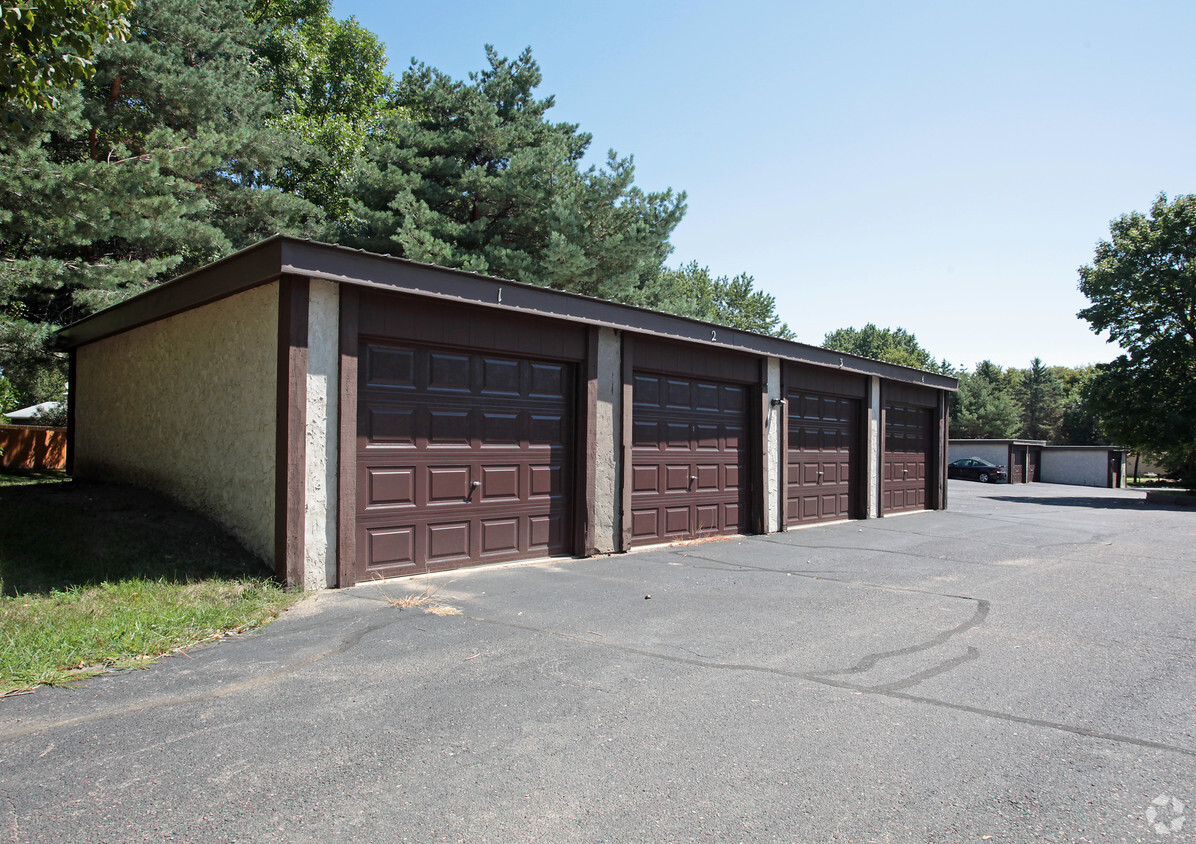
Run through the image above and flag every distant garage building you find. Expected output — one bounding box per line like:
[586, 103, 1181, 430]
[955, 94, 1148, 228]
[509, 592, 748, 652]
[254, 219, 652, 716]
[949, 439, 1127, 489]
[60, 237, 958, 589]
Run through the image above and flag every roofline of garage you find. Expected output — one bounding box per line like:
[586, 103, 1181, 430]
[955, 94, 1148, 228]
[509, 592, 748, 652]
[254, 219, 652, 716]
[56, 235, 958, 391]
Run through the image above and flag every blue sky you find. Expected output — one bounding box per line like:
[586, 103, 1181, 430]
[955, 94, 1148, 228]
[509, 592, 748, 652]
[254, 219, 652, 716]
[331, 0, 1195, 370]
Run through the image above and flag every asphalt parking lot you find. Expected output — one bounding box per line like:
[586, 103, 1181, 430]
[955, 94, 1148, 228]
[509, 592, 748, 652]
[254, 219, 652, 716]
[2, 481, 1194, 843]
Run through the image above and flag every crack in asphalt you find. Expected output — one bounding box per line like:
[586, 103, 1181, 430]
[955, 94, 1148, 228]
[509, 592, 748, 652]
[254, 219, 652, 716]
[0, 613, 401, 743]
[461, 613, 1196, 760]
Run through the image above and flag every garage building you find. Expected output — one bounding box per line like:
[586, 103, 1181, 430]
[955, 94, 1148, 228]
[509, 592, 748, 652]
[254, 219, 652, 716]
[60, 237, 957, 589]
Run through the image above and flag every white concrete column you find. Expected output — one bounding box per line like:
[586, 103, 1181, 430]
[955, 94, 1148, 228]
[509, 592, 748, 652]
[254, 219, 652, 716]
[867, 375, 881, 518]
[593, 328, 622, 553]
[303, 279, 340, 589]
[765, 357, 782, 533]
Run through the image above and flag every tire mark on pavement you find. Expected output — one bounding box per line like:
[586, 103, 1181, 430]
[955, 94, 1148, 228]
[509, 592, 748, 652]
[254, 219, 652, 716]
[460, 613, 1196, 760]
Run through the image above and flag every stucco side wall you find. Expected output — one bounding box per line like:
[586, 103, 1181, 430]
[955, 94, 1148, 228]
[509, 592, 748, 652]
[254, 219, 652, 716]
[1040, 450, 1111, 488]
[949, 442, 1009, 468]
[74, 283, 279, 561]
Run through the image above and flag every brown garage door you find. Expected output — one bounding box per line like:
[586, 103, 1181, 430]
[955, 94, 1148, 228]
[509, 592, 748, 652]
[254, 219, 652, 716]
[787, 391, 859, 525]
[356, 341, 574, 579]
[883, 403, 931, 513]
[630, 372, 750, 546]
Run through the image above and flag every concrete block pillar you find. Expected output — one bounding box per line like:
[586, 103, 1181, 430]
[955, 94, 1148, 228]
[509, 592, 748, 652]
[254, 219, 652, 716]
[593, 328, 622, 552]
[765, 357, 782, 533]
[303, 278, 339, 589]
[867, 375, 881, 518]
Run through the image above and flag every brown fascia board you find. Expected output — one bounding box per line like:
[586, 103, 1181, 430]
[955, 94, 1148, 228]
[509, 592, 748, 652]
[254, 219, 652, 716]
[57, 238, 287, 348]
[57, 235, 958, 392]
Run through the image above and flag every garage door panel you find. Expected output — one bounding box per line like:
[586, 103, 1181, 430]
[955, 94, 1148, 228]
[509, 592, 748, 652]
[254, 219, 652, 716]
[366, 467, 415, 507]
[666, 379, 691, 407]
[664, 422, 690, 449]
[367, 407, 416, 445]
[665, 507, 690, 534]
[480, 518, 519, 554]
[632, 420, 659, 448]
[358, 341, 574, 577]
[427, 521, 471, 560]
[630, 369, 751, 546]
[481, 412, 520, 443]
[530, 414, 567, 444]
[528, 514, 563, 550]
[631, 509, 658, 540]
[481, 358, 521, 395]
[632, 464, 659, 493]
[529, 362, 570, 398]
[364, 346, 416, 390]
[428, 353, 471, 392]
[882, 403, 931, 514]
[786, 391, 858, 526]
[427, 410, 469, 444]
[366, 526, 416, 569]
[665, 465, 690, 491]
[480, 465, 519, 499]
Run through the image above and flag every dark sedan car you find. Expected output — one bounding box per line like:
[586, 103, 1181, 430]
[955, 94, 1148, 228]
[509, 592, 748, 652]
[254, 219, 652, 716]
[948, 457, 1007, 483]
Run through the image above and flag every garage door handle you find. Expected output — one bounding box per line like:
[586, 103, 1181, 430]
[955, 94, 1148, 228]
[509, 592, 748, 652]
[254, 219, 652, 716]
[466, 480, 481, 501]
[689, 475, 697, 489]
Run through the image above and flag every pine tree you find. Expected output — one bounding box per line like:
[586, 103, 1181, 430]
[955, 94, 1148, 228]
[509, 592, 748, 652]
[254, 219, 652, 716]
[953, 361, 1022, 438]
[0, 0, 321, 403]
[1016, 357, 1064, 441]
[342, 47, 686, 304]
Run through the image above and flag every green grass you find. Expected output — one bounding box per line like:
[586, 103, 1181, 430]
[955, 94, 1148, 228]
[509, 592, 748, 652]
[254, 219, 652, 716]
[0, 474, 303, 694]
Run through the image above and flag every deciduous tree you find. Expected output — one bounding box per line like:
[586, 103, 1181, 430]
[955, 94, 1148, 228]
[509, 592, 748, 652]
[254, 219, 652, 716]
[1078, 193, 1196, 488]
[822, 323, 951, 373]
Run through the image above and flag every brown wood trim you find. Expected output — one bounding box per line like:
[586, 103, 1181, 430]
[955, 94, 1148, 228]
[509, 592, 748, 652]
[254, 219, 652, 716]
[620, 333, 635, 552]
[66, 349, 77, 476]
[336, 285, 360, 587]
[58, 240, 286, 348]
[275, 276, 309, 586]
[784, 361, 868, 398]
[574, 327, 600, 556]
[935, 392, 948, 510]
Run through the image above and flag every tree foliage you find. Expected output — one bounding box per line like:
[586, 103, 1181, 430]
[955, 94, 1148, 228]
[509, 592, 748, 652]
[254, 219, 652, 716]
[1, 0, 132, 117]
[952, 361, 1021, 439]
[343, 47, 686, 304]
[0, 0, 320, 404]
[1078, 193, 1196, 488]
[645, 262, 793, 338]
[1016, 357, 1064, 441]
[822, 323, 951, 373]
[253, 0, 394, 219]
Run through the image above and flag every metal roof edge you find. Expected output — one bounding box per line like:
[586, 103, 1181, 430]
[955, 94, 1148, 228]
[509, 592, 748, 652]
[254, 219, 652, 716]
[57, 237, 286, 348]
[58, 236, 958, 391]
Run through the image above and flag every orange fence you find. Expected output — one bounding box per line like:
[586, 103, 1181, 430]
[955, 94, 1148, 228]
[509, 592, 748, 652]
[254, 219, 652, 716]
[0, 425, 67, 470]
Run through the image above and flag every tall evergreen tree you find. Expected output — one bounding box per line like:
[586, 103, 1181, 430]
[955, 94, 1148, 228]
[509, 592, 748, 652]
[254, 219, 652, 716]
[0, 0, 321, 403]
[1016, 357, 1064, 441]
[342, 47, 686, 303]
[953, 360, 1021, 439]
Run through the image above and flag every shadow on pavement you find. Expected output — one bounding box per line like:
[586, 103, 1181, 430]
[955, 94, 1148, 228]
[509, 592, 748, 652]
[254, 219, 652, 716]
[987, 494, 1164, 511]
